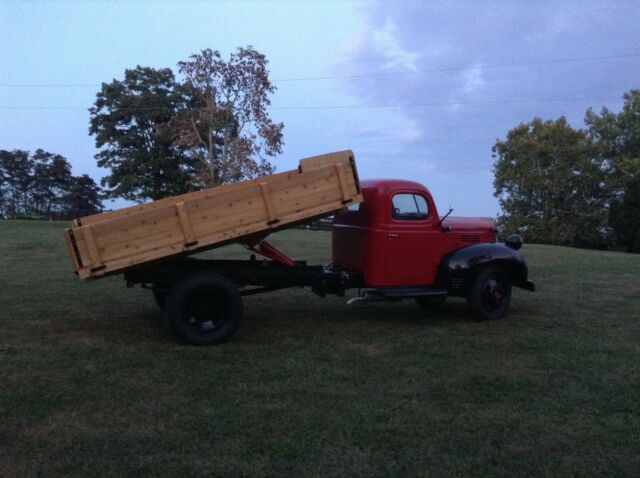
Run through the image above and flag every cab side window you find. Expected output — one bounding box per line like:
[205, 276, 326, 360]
[392, 193, 429, 220]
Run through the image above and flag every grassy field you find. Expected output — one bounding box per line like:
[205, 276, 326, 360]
[1, 220, 639, 477]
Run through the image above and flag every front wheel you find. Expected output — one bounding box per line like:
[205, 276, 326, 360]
[164, 273, 243, 345]
[467, 266, 511, 321]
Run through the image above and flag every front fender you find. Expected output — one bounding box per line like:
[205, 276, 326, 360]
[438, 243, 535, 296]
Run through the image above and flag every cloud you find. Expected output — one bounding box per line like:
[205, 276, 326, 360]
[396, 121, 423, 144]
[330, 0, 640, 214]
[461, 64, 485, 95]
[344, 8, 422, 72]
[370, 18, 421, 71]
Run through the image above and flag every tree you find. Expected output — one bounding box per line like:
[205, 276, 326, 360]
[586, 90, 640, 250]
[586, 90, 640, 187]
[0, 149, 102, 220]
[0, 149, 33, 217]
[609, 175, 640, 252]
[89, 66, 194, 201]
[0, 157, 6, 218]
[64, 174, 103, 219]
[492, 118, 609, 247]
[174, 47, 283, 187]
[31, 149, 72, 217]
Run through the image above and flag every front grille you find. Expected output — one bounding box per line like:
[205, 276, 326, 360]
[449, 277, 465, 291]
[460, 234, 481, 243]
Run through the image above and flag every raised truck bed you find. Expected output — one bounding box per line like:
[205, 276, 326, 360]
[64, 150, 361, 280]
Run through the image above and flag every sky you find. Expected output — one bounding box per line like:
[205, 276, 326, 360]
[1, 0, 639, 216]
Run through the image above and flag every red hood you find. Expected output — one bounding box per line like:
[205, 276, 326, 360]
[441, 216, 495, 232]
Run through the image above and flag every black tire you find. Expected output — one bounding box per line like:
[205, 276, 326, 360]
[415, 295, 447, 308]
[164, 273, 243, 346]
[152, 288, 167, 309]
[467, 266, 512, 321]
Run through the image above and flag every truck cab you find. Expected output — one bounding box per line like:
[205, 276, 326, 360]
[332, 179, 534, 318]
[333, 179, 495, 287]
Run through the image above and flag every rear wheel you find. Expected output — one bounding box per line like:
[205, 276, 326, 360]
[164, 273, 243, 345]
[467, 266, 511, 321]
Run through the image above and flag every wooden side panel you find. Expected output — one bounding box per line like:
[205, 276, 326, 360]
[67, 150, 362, 279]
[81, 225, 103, 269]
[78, 169, 298, 227]
[299, 149, 355, 172]
[63, 229, 81, 273]
[260, 183, 279, 225]
[175, 202, 197, 246]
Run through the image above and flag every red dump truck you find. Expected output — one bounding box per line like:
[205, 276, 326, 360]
[65, 150, 534, 345]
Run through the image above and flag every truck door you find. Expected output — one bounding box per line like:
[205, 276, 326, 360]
[384, 192, 438, 286]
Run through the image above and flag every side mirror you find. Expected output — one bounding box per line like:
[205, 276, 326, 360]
[441, 225, 452, 232]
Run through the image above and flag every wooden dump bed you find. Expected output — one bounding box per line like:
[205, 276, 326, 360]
[64, 150, 362, 279]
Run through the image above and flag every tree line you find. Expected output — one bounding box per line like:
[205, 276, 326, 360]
[493, 89, 640, 252]
[0, 149, 102, 220]
[3, 45, 636, 254]
[1, 46, 282, 221]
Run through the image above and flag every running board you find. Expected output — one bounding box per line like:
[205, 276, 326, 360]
[347, 287, 448, 305]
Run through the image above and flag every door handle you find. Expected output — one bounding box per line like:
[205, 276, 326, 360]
[388, 233, 399, 238]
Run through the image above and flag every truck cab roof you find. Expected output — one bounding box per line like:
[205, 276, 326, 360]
[360, 179, 433, 197]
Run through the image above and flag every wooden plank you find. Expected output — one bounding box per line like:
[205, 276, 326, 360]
[275, 194, 363, 225]
[274, 184, 342, 216]
[193, 205, 268, 239]
[260, 182, 279, 225]
[191, 198, 267, 234]
[90, 203, 179, 238]
[334, 163, 350, 202]
[269, 162, 336, 192]
[73, 230, 91, 267]
[299, 150, 353, 172]
[99, 225, 181, 263]
[180, 185, 263, 222]
[80, 225, 102, 269]
[79, 169, 298, 226]
[272, 177, 340, 208]
[175, 201, 197, 246]
[96, 213, 183, 252]
[63, 229, 80, 272]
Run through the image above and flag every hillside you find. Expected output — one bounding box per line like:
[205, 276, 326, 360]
[1, 220, 639, 476]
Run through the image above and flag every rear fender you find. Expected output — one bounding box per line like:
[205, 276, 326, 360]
[437, 243, 534, 296]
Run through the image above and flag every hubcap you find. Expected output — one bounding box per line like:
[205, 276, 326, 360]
[184, 290, 230, 335]
[481, 276, 505, 312]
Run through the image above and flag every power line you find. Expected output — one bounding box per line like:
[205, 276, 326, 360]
[0, 95, 623, 112]
[272, 96, 622, 110]
[275, 53, 640, 82]
[0, 53, 637, 88]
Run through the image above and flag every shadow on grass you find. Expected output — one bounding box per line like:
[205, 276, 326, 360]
[49, 291, 479, 348]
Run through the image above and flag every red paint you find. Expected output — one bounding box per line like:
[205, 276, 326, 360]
[333, 179, 496, 287]
[242, 235, 296, 267]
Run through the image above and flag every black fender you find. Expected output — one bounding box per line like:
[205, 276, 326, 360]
[436, 243, 535, 297]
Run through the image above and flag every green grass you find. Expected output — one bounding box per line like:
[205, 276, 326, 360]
[1, 220, 639, 477]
